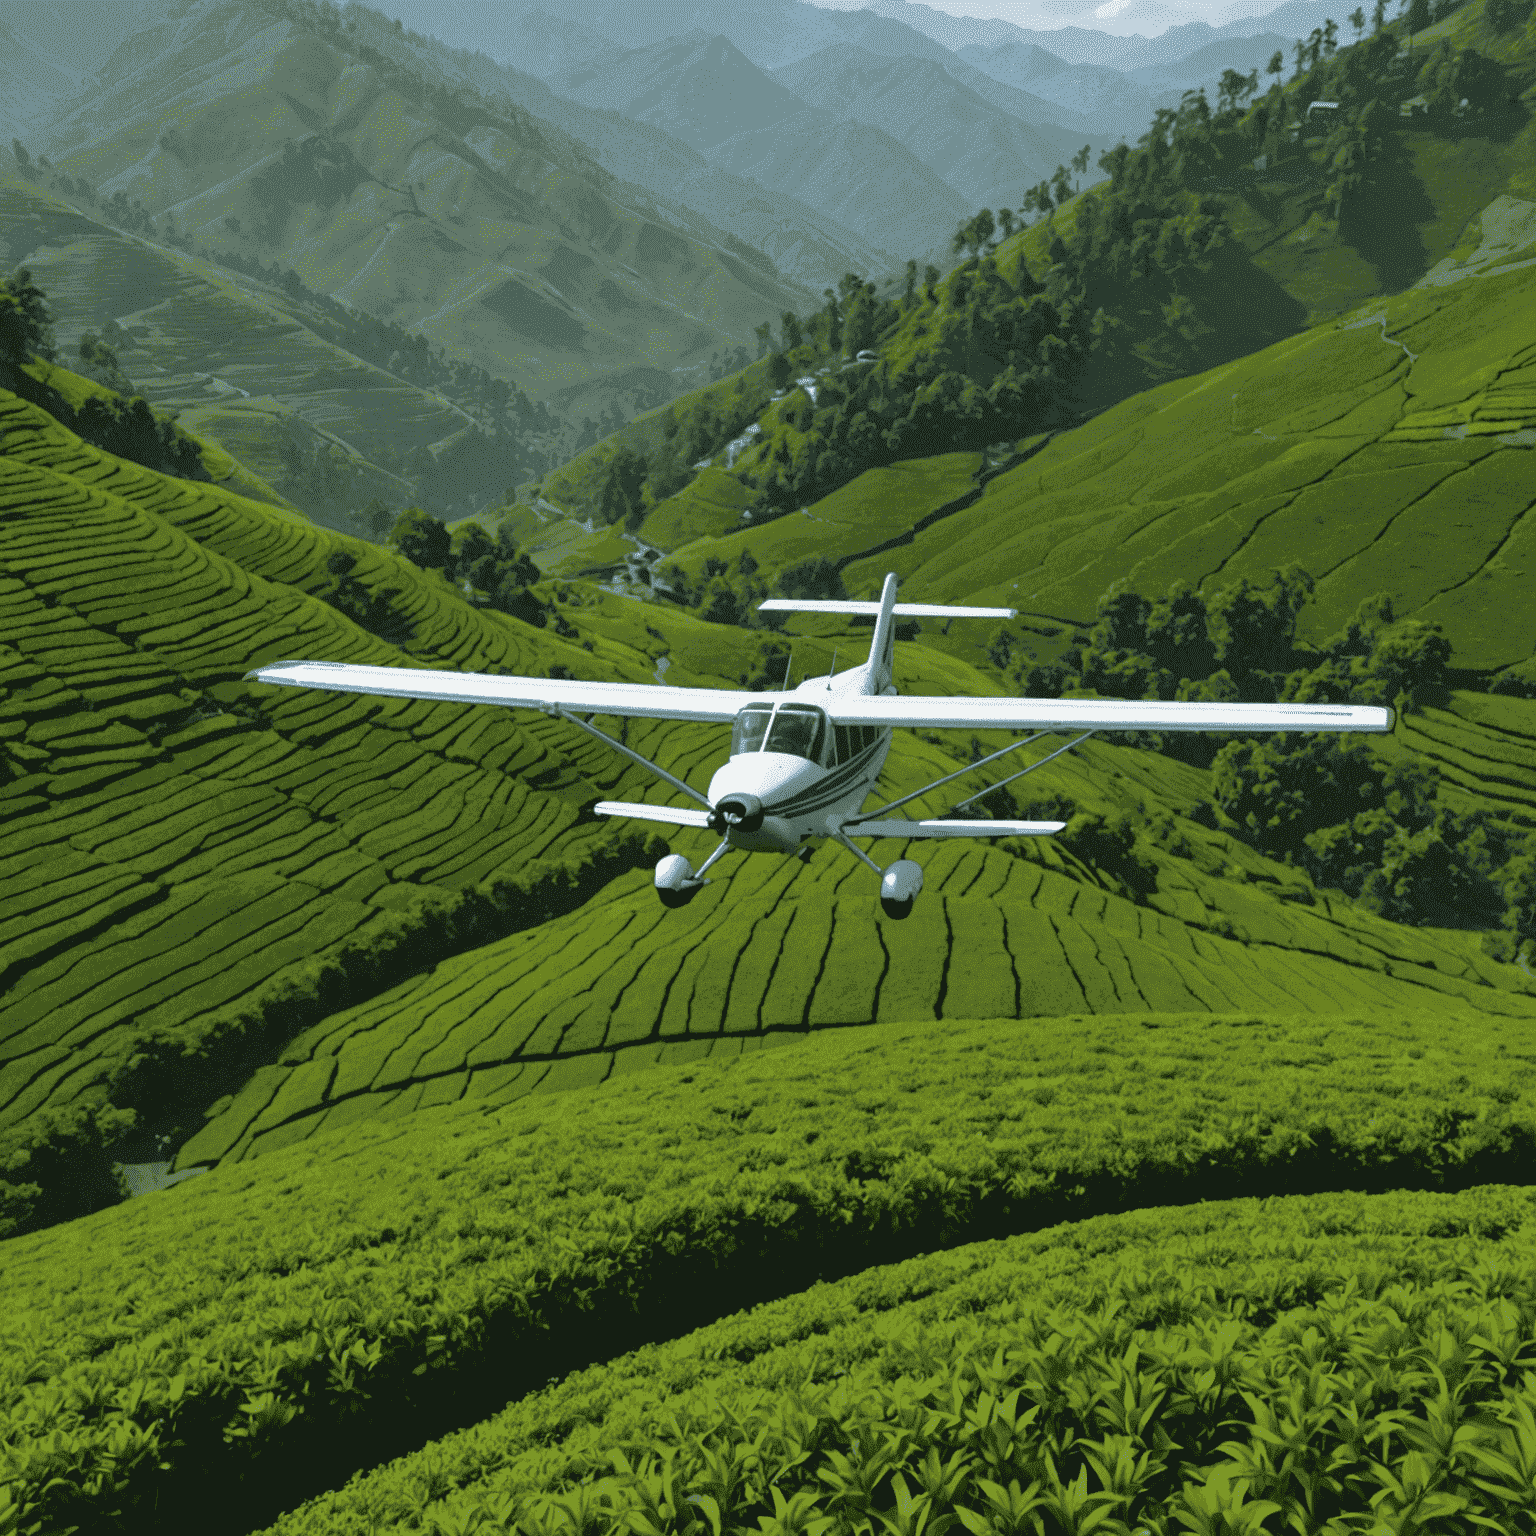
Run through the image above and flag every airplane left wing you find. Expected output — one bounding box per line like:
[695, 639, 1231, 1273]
[244, 660, 757, 722]
[846, 818, 1068, 838]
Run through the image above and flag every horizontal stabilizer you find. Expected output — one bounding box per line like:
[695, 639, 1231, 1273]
[593, 800, 714, 828]
[759, 599, 1017, 619]
[845, 818, 1067, 839]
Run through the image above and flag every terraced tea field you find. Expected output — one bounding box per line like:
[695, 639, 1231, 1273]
[0, 386, 728, 1190]
[855, 258, 1536, 668]
[5, 148, 1536, 1532]
[1389, 690, 1536, 823]
[175, 726, 1536, 1170]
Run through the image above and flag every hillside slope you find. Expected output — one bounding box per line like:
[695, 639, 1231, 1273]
[0, 169, 484, 521]
[619, 243, 1536, 678]
[842, 255, 1536, 671]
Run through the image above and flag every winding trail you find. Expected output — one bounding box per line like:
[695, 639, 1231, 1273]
[1343, 311, 1419, 365]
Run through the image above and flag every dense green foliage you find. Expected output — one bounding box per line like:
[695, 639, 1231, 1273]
[386, 507, 549, 626]
[1016, 568, 1535, 948]
[260, 1188, 1536, 1536]
[6, 1009, 1536, 1534]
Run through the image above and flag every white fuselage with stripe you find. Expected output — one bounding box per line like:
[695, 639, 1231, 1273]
[706, 670, 894, 853]
[706, 572, 902, 853]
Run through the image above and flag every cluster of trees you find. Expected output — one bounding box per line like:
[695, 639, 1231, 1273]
[320, 550, 414, 646]
[248, 135, 371, 240]
[740, 265, 1090, 522]
[387, 507, 549, 626]
[74, 329, 137, 396]
[1021, 566, 1452, 758]
[1016, 566, 1534, 950]
[652, 552, 844, 631]
[1485, 0, 1534, 31]
[0, 270, 209, 482]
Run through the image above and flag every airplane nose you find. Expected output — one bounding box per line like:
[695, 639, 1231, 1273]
[713, 792, 764, 832]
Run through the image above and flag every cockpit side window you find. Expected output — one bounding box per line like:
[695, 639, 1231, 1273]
[730, 704, 775, 756]
[834, 723, 881, 762]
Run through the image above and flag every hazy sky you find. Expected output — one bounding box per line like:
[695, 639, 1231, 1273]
[804, 0, 1285, 32]
[365, 0, 1297, 51]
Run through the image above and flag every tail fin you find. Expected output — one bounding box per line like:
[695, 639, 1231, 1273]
[756, 575, 1017, 695]
[864, 572, 900, 694]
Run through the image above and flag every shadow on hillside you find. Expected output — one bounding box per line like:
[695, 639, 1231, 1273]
[1343, 134, 1438, 293]
[1073, 242, 1309, 413]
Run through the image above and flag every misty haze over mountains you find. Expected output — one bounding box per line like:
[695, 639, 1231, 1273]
[2, 0, 1358, 272]
[0, 0, 1373, 522]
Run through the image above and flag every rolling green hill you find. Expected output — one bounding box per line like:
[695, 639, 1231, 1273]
[840, 253, 1536, 672]
[0, 379, 707, 1232]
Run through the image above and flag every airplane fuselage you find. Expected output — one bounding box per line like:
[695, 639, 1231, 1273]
[705, 670, 893, 852]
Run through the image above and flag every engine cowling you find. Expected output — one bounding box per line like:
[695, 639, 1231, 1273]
[714, 792, 764, 833]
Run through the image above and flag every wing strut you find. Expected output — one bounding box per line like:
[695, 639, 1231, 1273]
[847, 728, 1094, 828]
[552, 706, 713, 810]
[949, 729, 1097, 813]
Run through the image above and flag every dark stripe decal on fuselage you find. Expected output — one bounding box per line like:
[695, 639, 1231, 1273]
[764, 733, 888, 820]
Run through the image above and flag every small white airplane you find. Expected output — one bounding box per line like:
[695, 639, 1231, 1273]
[246, 572, 1393, 919]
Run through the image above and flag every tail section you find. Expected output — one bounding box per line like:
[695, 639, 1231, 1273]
[756, 574, 1017, 694]
[864, 572, 900, 694]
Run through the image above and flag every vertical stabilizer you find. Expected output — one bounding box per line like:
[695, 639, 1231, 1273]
[863, 572, 899, 694]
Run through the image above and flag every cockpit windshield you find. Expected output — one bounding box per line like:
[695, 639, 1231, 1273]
[730, 702, 828, 761]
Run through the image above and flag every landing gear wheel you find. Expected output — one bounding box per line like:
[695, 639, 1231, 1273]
[655, 852, 698, 910]
[878, 858, 923, 921]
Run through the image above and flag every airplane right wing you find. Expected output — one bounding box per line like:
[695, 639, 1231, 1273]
[818, 695, 1394, 733]
[594, 800, 715, 828]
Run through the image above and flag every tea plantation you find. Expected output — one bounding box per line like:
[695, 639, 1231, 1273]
[3, 220, 1536, 1534]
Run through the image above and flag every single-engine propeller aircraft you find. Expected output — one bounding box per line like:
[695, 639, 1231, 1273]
[246, 573, 1392, 919]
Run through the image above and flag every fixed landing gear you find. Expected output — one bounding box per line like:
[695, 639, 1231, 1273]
[879, 858, 923, 921]
[654, 837, 733, 908]
[654, 853, 701, 907]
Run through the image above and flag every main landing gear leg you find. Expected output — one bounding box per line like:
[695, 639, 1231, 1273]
[831, 829, 923, 921]
[654, 834, 732, 908]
